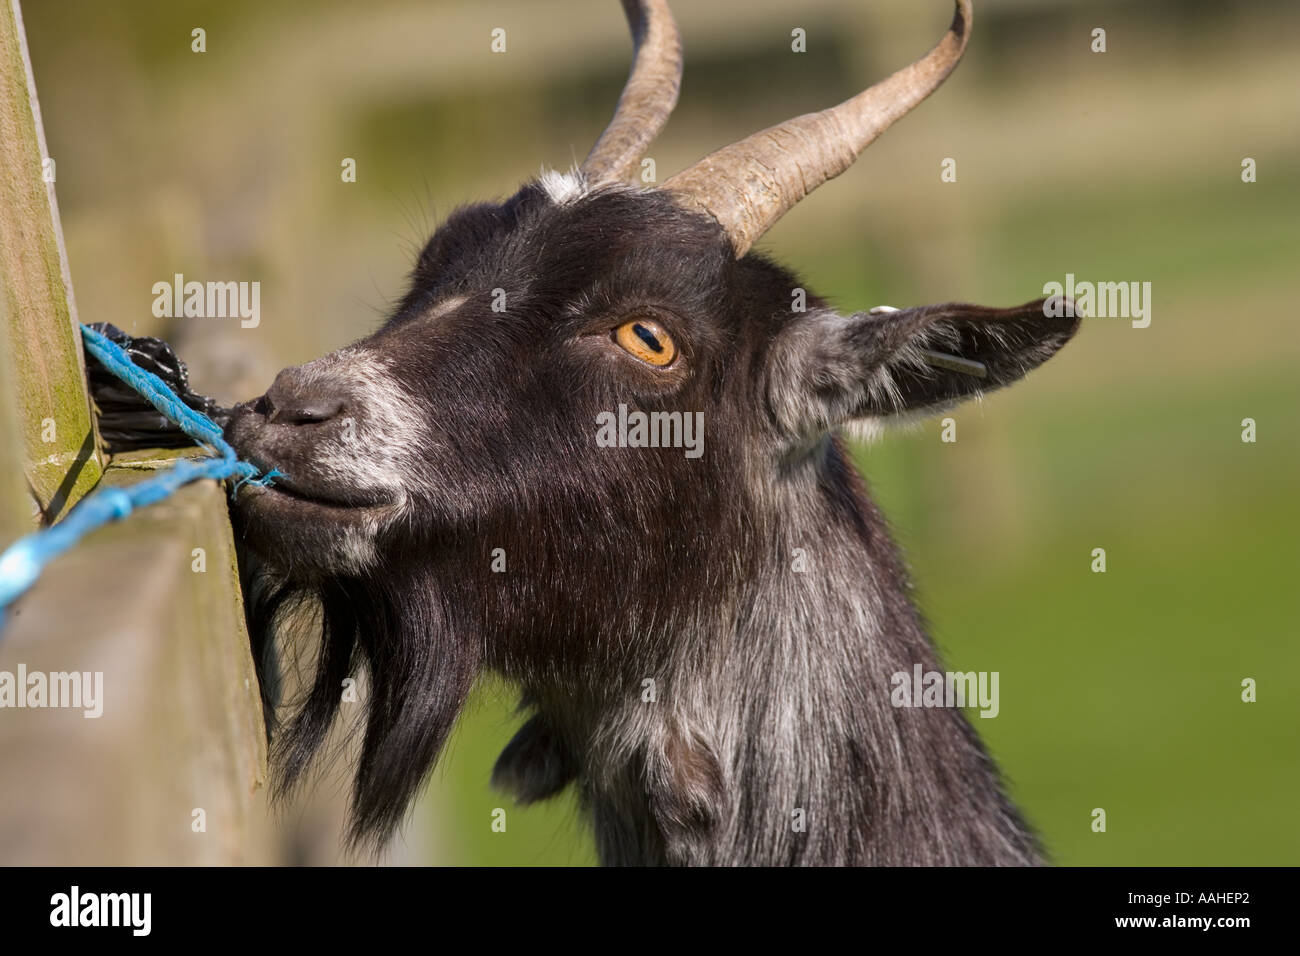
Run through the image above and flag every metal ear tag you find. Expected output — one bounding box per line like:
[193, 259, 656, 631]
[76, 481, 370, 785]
[870, 306, 987, 379]
[920, 349, 987, 379]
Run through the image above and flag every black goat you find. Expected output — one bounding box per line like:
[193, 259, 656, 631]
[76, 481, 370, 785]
[228, 0, 1077, 865]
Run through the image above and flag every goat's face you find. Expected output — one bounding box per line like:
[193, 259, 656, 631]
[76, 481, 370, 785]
[227, 172, 1075, 623]
[228, 181, 739, 589]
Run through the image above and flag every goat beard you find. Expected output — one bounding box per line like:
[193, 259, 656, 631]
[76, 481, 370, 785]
[242, 553, 481, 852]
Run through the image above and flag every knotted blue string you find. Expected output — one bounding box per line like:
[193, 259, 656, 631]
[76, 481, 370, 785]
[0, 324, 280, 611]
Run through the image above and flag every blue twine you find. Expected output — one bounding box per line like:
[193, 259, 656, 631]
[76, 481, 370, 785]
[0, 324, 280, 611]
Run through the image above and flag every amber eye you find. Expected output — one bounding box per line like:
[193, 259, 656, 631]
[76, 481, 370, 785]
[613, 319, 676, 367]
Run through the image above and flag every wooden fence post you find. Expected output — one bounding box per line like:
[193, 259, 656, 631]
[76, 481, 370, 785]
[0, 293, 32, 542]
[0, 0, 103, 523]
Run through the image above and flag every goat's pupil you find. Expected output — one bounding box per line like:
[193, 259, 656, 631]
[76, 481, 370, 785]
[633, 323, 663, 353]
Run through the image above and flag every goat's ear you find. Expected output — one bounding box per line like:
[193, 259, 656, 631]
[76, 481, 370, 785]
[768, 297, 1079, 440]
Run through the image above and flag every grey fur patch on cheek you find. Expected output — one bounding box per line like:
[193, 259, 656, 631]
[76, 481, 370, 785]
[333, 520, 382, 574]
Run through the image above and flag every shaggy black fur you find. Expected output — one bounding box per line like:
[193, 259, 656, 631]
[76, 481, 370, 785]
[229, 180, 1078, 863]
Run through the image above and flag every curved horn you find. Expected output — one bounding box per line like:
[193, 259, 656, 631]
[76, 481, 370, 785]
[665, 0, 972, 257]
[580, 0, 684, 185]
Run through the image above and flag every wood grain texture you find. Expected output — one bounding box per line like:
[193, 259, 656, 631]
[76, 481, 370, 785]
[0, 0, 102, 520]
[0, 468, 272, 864]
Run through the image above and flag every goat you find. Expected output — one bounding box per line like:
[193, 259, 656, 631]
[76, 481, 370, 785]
[227, 0, 1078, 865]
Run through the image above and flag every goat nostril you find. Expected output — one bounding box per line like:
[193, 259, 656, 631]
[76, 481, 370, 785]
[264, 368, 347, 426]
[278, 398, 345, 427]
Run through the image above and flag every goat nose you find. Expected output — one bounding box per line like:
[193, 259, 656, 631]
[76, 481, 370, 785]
[262, 368, 347, 426]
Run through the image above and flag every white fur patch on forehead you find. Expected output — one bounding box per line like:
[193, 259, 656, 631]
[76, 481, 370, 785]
[423, 295, 467, 323]
[538, 167, 587, 205]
